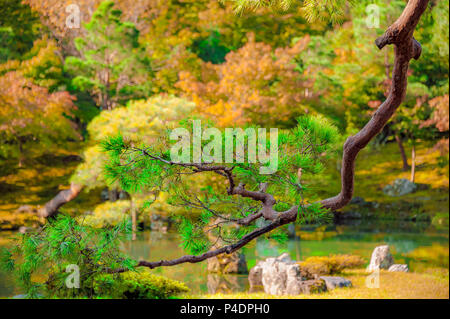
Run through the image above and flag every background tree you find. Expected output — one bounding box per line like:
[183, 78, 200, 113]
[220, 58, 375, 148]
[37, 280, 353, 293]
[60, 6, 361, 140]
[39, 96, 196, 218]
[19, 0, 436, 275]
[65, 1, 153, 110]
[0, 0, 41, 62]
[0, 71, 79, 167]
[99, 0, 433, 270]
[421, 94, 450, 156]
[176, 33, 312, 127]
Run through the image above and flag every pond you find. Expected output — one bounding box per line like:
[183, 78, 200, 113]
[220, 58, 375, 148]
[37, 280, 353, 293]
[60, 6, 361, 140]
[0, 220, 448, 297]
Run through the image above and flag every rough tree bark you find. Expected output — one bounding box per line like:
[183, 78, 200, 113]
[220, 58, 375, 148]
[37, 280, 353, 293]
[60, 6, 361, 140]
[320, 0, 428, 211]
[38, 183, 83, 218]
[395, 134, 410, 171]
[40, 0, 430, 271]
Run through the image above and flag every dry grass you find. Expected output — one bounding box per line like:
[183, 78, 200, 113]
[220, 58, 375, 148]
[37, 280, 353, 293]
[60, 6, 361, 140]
[196, 268, 449, 299]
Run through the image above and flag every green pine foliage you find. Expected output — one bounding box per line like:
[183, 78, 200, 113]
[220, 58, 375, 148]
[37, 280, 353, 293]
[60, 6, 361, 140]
[0, 0, 41, 62]
[222, 0, 355, 23]
[65, 1, 153, 110]
[0, 215, 136, 298]
[71, 95, 195, 190]
[102, 115, 339, 255]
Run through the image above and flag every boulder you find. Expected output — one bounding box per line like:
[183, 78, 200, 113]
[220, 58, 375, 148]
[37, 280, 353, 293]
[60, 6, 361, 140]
[350, 196, 366, 205]
[261, 255, 301, 295]
[248, 253, 300, 287]
[388, 264, 409, 272]
[320, 276, 352, 290]
[286, 278, 327, 295]
[382, 178, 417, 196]
[207, 252, 248, 274]
[100, 188, 109, 201]
[248, 253, 329, 295]
[367, 245, 394, 272]
[248, 263, 263, 287]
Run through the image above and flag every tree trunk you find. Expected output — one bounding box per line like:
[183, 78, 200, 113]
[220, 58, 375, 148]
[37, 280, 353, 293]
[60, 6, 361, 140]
[38, 183, 83, 218]
[410, 144, 416, 183]
[18, 138, 24, 168]
[130, 199, 137, 241]
[395, 134, 410, 171]
[320, 0, 428, 211]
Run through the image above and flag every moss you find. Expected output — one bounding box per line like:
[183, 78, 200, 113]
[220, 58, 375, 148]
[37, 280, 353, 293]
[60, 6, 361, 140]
[298, 254, 366, 278]
[78, 200, 131, 228]
[306, 141, 449, 222]
[0, 211, 41, 231]
[93, 269, 190, 299]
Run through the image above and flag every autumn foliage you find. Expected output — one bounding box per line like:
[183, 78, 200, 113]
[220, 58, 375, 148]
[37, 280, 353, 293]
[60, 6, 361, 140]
[177, 34, 312, 127]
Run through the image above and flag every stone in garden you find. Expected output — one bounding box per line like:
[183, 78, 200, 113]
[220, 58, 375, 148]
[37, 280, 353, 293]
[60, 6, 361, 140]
[260, 254, 301, 295]
[298, 279, 327, 294]
[319, 276, 352, 290]
[249, 253, 294, 294]
[367, 245, 394, 271]
[350, 196, 366, 205]
[382, 178, 417, 196]
[207, 252, 248, 274]
[388, 264, 409, 272]
[248, 252, 297, 287]
[100, 188, 109, 201]
[249, 253, 329, 295]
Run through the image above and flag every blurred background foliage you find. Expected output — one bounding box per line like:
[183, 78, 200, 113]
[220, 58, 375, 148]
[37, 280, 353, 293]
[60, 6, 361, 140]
[0, 0, 448, 230]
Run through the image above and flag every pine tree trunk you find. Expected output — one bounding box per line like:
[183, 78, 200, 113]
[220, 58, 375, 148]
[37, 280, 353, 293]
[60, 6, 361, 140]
[130, 199, 137, 241]
[395, 134, 410, 171]
[18, 138, 24, 168]
[410, 144, 416, 183]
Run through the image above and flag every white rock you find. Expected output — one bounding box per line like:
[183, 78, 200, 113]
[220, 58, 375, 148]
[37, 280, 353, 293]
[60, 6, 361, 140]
[367, 245, 394, 272]
[388, 264, 409, 272]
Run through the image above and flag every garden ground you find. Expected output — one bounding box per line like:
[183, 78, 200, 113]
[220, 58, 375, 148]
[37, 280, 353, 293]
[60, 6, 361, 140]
[196, 268, 449, 299]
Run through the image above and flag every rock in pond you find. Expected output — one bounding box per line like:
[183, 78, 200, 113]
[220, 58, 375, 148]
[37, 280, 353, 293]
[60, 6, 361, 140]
[207, 252, 248, 274]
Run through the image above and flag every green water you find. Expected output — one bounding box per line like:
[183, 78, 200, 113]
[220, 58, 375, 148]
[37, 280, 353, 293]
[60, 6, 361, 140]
[0, 221, 448, 297]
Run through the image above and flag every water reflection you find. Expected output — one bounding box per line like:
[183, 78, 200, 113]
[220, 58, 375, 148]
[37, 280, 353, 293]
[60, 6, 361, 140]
[0, 222, 448, 297]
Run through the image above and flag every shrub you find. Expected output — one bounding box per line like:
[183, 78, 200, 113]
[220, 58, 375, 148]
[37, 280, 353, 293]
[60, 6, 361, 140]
[299, 254, 365, 278]
[0, 214, 136, 298]
[93, 270, 189, 299]
[80, 200, 131, 228]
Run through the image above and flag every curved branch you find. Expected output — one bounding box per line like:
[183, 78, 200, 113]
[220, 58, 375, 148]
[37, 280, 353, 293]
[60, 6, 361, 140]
[41, 0, 430, 273]
[320, 0, 429, 211]
[115, 0, 430, 271]
[109, 205, 298, 273]
[38, 183, 83, 218]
